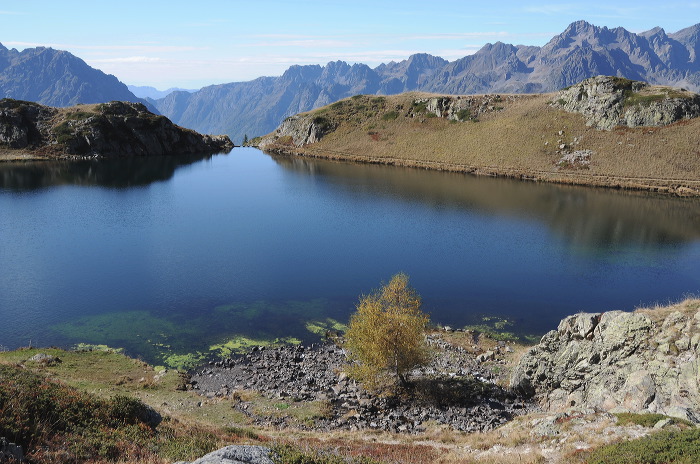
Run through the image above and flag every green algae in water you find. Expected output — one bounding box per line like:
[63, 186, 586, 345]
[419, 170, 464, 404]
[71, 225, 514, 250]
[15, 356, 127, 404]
[305, 318, 348, 335]
[462, 315, 539, 343]
[210, 335, 302, 358]
[52, 299, 347, 370]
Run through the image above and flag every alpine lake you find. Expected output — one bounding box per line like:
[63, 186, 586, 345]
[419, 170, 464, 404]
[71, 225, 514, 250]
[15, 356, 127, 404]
[1, 147, 699, 369]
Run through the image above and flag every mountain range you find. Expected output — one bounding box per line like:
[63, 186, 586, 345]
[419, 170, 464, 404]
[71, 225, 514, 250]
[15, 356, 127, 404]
[0, 42, 153, 110]
[3, 20, 700, 143]
[151, 20, 700, 142]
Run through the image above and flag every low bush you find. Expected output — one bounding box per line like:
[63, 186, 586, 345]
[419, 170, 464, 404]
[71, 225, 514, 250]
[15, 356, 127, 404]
[382, 111, 399, 121]
[584, 428, 700, 464]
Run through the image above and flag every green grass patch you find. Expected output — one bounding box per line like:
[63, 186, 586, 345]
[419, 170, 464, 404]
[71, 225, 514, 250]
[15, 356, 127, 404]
[381, 111, 399, 121]
[456, 109, 472, 121]
[64, 111, 94, 120]
[584, 427, 700, 464]
[615, 412, 693, 427]
[411, 101, 427, 113]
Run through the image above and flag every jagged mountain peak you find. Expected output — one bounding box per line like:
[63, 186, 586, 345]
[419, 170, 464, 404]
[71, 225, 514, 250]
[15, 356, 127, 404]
[640, 26, 666, 38]
[562, 20, 602, 37]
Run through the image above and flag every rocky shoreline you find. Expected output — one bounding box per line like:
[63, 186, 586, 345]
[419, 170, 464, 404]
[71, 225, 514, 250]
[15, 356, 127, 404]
[188, 334, 535, 434]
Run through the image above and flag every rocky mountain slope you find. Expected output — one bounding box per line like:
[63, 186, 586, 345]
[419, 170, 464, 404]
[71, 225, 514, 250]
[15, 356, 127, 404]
[256, 76, 700, 195]
[0, 99, 232, 159]
[153, 20, 700, 142]
[0, 43, 153, 110]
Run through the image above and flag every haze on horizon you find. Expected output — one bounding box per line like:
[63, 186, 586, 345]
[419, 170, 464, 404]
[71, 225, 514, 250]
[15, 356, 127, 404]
[1, 0, 697, 90]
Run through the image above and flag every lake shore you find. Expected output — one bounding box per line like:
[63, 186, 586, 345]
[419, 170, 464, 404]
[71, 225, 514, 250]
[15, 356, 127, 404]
[4, 300, 700, 463]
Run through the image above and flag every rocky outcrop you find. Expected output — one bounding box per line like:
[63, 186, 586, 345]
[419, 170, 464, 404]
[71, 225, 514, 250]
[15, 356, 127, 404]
[553, 75, 700, 129]
[0, 99, 233, 158]
[173, 445, 275, 464]
[511, 301, 700, 423]
[258, 114, 336, 148]
[413, 94, 515, 121]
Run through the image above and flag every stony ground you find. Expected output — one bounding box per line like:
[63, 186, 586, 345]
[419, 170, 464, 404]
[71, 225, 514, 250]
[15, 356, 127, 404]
[188, 333, 535, 434]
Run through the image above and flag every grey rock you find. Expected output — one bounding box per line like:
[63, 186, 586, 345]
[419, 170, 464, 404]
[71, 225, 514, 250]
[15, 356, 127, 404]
[654, 418, 674, 429]
[511, 308, 700, 417]
[174, 445, 274, 464]
[28, 353, 61, 365]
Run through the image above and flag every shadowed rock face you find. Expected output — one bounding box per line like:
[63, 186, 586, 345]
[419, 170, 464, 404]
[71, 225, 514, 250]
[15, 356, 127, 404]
[511, 301, 700, 423]
[0, 99, 233, 157]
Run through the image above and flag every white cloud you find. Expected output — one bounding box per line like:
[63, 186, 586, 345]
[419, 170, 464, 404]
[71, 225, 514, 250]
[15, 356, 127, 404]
[91, 56, 164, 63]
[3, 41, 204, 53]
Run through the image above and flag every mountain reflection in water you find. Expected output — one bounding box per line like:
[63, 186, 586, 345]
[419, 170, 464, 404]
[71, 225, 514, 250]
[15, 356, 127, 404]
[271, 154, 700, 249]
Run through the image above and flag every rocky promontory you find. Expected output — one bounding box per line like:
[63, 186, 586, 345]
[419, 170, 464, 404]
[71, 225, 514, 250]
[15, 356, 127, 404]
[511, 299, 700, 423]
[0, 99, 233, 160]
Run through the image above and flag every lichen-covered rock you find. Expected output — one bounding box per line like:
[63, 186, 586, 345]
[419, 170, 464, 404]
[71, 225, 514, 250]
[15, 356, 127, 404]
[553, 75, 700, 130]
[258, 113, 335, 148]
[173, 445, 275, 464]
[511, 301, 700, 421]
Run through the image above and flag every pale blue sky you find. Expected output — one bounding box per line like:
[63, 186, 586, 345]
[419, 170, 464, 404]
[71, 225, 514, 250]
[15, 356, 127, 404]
[1, 1, 698, 89]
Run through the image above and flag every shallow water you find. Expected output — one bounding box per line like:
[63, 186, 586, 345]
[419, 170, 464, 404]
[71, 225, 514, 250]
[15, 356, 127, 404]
[1, 148, 698, 367]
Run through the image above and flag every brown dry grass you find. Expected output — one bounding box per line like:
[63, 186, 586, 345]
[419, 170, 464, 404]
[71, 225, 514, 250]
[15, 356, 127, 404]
[635, 298, 700, 323]
[267, 92, 700, 194]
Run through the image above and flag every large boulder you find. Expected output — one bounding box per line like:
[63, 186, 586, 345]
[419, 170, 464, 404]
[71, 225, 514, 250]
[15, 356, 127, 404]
[511, 302, 700, 421]
[173, 445, 275, 464]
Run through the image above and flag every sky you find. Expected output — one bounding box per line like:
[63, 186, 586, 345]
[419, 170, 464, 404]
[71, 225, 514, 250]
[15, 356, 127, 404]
[1, 1, 699, 90]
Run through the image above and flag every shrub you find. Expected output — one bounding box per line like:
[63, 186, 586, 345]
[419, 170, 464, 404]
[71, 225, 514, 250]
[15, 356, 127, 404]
[456, 109, 471, 121]
[382, 111, 399, 121]
[345, 274, 430, 391]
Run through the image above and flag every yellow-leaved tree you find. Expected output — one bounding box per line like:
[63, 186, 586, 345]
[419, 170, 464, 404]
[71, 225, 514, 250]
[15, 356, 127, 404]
[345, 273, 430, 390]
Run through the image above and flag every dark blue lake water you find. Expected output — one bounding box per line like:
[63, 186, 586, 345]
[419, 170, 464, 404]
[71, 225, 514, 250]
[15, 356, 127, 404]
[1, 148, 699, 367]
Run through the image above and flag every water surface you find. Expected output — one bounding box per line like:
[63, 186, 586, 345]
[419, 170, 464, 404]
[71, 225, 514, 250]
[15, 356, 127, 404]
[1, 148, 698, 366]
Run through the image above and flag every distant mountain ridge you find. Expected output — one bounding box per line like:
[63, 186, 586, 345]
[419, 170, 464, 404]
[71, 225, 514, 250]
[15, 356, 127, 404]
[0, 42, 153, 110]
[127, 85, 198, 100]
[152, 20, 700, 142]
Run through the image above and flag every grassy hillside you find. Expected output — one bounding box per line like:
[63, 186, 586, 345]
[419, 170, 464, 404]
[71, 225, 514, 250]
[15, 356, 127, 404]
[259, 91, 700, 195]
